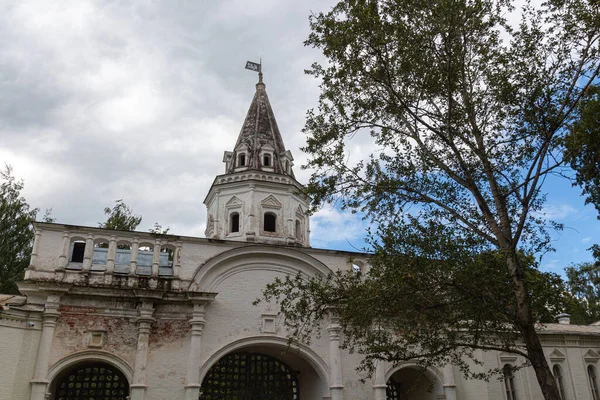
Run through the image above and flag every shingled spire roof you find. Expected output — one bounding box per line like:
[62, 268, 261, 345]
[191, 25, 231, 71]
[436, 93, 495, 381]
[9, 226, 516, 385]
[227, 78, 294, 177]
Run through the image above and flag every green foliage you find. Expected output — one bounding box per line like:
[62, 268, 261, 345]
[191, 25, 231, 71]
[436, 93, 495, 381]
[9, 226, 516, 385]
[99, 199, 142, 231]
[564, 85, 600, 215]
[565, 261, 600, 325]
[149, 222, 170, 235]
[258, 0, 600, 398]
[0, 166, 38, 294]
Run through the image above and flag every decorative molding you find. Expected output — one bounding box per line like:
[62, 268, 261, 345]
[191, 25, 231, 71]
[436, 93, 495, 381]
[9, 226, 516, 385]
[47, 350, 134, 384]
[261, 195, 282, 209]
[549, 348, 566, 361]
[584, 349, 600, 363]
[499, 352, 519, 363]
[225, 196, 243, 208]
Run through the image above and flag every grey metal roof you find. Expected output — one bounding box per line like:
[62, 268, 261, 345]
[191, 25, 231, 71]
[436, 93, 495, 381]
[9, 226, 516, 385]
[227, 80, 293, 177]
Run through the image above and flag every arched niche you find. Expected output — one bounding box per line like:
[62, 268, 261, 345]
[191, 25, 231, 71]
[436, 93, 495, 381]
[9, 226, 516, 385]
[385, 362, 444, 400]
[188, 246, 331, 292]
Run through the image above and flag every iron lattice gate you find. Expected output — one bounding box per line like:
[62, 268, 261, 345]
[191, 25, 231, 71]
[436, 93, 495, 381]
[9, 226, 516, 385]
[54, 362, 129, 400]
[386, 377, 402, 400]
[199, 352, 300, 400]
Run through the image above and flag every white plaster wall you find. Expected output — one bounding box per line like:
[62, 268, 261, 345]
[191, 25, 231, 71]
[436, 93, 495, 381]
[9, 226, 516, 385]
[0, 324, 39, 400]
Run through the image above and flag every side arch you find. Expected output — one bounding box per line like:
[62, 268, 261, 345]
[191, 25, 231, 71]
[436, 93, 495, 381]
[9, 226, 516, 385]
[198, 335, 331, 396]
[188, 246, 331, 292]
[47, 349, 134, 385]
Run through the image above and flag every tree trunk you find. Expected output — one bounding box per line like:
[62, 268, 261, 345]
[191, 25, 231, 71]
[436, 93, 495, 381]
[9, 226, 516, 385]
[520, 322, 562, 400]
[506, 251, 562, 400]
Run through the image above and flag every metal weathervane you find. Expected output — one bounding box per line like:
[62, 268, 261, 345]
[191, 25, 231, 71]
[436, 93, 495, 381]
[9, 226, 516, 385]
[245, 59, 263, 83]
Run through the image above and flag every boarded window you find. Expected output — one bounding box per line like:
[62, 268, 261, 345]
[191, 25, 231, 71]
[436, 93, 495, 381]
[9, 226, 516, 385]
[230, 212, 240, 233]
[264, 212, 276, 232]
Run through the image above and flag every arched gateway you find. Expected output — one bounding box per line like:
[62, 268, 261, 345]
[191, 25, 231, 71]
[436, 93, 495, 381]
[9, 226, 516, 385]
[52, 361, 129, 400]
[199, 352, 300, 400]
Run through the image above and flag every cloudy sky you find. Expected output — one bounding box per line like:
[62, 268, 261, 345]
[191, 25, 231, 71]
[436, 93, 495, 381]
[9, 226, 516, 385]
[1, 1, 598, 274]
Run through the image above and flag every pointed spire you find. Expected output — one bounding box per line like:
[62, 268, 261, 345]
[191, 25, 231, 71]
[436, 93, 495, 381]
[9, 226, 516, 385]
[227, 77, 294, 177]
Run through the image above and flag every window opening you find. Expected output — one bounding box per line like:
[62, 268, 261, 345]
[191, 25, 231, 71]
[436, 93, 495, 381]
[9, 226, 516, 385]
[231, 212, 240, 233]
[553, 364, 565, 400]
[263, 153, 271, 167]
[590, 365, 600, 400]
[238, 153, 246, 167]
[136, 245, 153, 276]
[159, 246, 174, 276]
[503, 364, 517, 400]
[70, 241, 85, 263]
[285, 161, 289, 173]
[264, 212, 276, 232]
[295, 219, 301, 239]
[199, 352, 299, 400]
[92, 242, 109, 265]
[53, 362, 129, 400]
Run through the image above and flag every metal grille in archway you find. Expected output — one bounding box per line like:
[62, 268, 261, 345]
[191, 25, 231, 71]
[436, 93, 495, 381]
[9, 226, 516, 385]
[54, 362, 129, 400]
[386, 377, 402, 400]
[199, 352, 300, 400]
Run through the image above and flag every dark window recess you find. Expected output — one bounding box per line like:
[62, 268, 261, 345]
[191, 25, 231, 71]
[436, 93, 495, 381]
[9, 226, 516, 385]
[263, 154, 271, 167]
[386, 377, 402, 400]
[238, 153, 246, 167]
[53, 362, 129, 400]
[71, 242, 85, 263]
[199, 352, 299, 400]
[295, 220, 301, 239]
[264, 213, 276, 232]
[231, 213, 240, 233]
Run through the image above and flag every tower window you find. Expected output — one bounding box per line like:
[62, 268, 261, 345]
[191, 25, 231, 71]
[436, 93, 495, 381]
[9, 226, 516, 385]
[589, 365, 599, 400]
[285, 161, 289, 173]
[295, 219, 301, 239]
[264, 212, 276, 232]
[503, 364, 517, 400]
[230, 212, 240, 233]
[238, 153, 246, 167]
[263, 153, 271, 167]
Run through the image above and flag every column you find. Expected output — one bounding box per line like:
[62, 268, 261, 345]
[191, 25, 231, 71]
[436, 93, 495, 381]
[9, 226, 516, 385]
[328, 312, 344, 400]
[30, 295, 61, 400]
[106, 235, 117, 273]
[58, 231, 70, 269]
[130, 300, 154, 400]
[151, 240, 161, 277]
[82, 233, 94, 272]
[373, 360, 387, 400]
[129, 238, 139, 275]
[443, 363, 457, 400]
[184, 301, 207, 400]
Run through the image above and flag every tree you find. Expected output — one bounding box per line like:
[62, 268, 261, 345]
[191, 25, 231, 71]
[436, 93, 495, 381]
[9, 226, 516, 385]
[149, 222, 170, 235]
[0, 166, 41, 294]
[564, 261, 600, 325]
[99, 199, 142, 231]
[258, 1, 600, 399]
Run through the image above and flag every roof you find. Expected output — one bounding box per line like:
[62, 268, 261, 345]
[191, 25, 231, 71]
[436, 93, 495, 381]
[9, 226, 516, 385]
[227, 80, 293, 177]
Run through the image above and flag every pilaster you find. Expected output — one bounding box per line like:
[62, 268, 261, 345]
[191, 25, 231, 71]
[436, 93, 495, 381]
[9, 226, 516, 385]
[328, 312, 344, 400]
[373, 360, 387, 400]
[30, 294, 62, 400]
[130, 300, 155, 400]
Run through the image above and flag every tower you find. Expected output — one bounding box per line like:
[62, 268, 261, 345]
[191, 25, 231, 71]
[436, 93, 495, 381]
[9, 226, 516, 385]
[203, 76, 310, 247]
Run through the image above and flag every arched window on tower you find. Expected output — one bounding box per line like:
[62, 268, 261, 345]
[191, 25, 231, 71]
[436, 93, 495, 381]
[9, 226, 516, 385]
[295, 219, 301, 239]
[503, 364, 517, 400]
[589, 365, 600, 400]
[263, 153, 271, 167]
[238, 153, 246, 167]
[230, 212, 240, 233]
[264, 212, 276, 232]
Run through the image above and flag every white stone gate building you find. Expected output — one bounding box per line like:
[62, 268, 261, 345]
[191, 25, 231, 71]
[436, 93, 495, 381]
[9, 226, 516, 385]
[2, 77, 600, 400]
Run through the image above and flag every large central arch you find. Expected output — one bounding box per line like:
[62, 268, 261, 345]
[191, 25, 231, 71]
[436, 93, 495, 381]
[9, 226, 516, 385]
[200, 352, 300, 399]
[199, 336, 330, 400]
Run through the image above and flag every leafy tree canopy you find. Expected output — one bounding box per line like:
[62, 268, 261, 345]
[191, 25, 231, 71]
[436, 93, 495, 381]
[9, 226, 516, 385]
[564, 261, 600, 325]
[0, 165, 52, 294]
[258, 0, 600, 399]
[99, 199, 142, 231]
